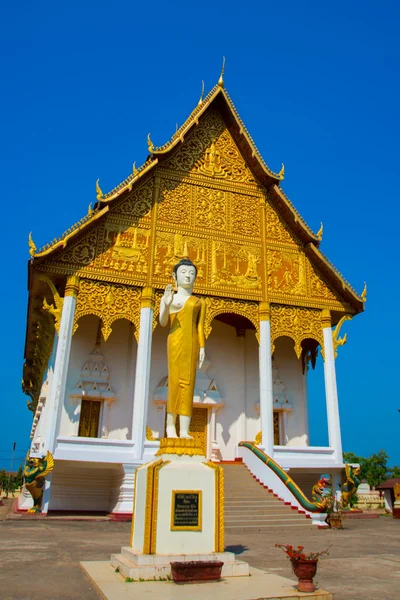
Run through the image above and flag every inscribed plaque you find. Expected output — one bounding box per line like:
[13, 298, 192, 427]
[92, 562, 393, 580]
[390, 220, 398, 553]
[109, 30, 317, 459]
[170, 490, 202, 531]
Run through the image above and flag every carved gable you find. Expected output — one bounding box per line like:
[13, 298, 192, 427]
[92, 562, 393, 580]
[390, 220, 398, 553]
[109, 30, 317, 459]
[162, 109, 257, 185]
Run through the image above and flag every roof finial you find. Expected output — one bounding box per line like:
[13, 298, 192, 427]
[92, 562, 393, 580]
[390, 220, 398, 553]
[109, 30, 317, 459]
[133, 162, 138, 176]
[361, 282, 367, 303]
[147, 133, 154, 153]
[198, 80, 205, 105]
[28, 232, 36, 257]
[317, 222, 323, 241]
[96, 178, 103, 200]
[88, 203, 94, 216]
[218, 57, 225, 88]
[278, 163, 285, 180]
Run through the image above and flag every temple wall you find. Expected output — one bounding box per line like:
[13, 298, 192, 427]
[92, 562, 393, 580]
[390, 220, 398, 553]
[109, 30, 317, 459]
[59, 315, 136, 440]
[274, 336, 308, 446]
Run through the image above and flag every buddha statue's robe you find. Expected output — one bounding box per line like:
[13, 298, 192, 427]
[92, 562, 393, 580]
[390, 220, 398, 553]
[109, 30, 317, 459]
[167, 295, 206, 417]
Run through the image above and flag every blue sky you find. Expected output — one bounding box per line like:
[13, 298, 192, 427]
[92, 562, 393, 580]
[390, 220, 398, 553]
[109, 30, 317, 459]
[1, 1, 399, 470]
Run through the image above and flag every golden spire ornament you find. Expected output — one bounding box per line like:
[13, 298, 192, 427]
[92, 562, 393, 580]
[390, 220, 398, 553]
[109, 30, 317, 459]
[361, 282, 367, 302]
[87, 203, 94, 216]
[278, 163, 285, 180]
[317, 223, 323, 241]
[133, 162, 138, 176]
[96, 178, 103, 200]
[147, 133, 154, 153]
[28, 232, 36, 257]
[198, 80, 205, 106]
[218, 57, 225, 88]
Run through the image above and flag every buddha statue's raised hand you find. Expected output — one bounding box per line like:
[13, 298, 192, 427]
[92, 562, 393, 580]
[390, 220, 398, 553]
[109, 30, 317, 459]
[163, 284, 174, 306]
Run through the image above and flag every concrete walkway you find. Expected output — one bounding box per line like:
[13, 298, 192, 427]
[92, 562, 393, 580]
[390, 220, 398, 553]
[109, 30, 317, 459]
[0, 517, 399, 599]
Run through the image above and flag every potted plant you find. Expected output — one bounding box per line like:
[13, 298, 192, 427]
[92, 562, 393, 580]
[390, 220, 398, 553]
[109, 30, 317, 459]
[325, 493, 343, 529]
[275, 544, 330, 592]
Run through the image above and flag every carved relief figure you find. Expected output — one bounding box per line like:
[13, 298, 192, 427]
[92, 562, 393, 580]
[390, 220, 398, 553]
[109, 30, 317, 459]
[159, 259, 206, 438]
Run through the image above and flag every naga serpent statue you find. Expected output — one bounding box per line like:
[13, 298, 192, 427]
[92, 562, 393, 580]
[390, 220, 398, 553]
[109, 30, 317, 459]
[23, 451, 54, 513]
[340, 464, 361, 509]
[311, 476, 329, 509]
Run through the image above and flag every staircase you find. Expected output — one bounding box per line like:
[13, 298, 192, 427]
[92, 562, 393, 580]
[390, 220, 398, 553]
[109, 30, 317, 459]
[223, 463, 313, 530]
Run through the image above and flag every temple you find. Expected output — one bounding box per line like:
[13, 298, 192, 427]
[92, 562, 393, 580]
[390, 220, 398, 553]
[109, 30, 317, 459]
[21, 75, 365, 516]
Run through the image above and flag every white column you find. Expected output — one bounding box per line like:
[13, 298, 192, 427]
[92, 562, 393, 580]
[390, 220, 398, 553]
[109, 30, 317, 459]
[42, 275, 80, 512]
[322, 310, 343, 463]
[259, 303, 274, 457]
[132, 288, 154, 460]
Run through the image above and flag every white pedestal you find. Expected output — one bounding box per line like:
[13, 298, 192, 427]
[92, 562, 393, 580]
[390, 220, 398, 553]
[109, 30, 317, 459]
[111, 438, 249, 579]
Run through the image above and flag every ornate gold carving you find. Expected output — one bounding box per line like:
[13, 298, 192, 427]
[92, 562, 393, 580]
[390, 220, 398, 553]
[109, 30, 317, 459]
[270, 305, 323, 358]
[147, 133, 154, 153]
[56, 228, 99, 268]
[211, 241, 261, 289]
[158, 179, 191, 224]
[317, 223, 323, 241]
[361, 282, 367, 303]
[23, 309, 55, 411]
[96, 179, 103, 200]
[73, 279, 141, 341]
[264, 197, 298, 245]
[163, 110, 256, 184]
[65, 275, 80, 298]
[267, 250, 306, 296]
[198, 80, 205, 106]
[101, 224, 150, 277]
[198, 141, 228, 178]
[278, 163, 285, 180]
[38, 275, 64, 333]
[203, 460, 225, 552]
[28, 232, 36, 257]
[274, 411, 280, 444]
[114, 179, 153, 220]
[254, 431, 262, 445]
[394, 482, 400, 501]
[332, 315, 352, 358]
[308, 259, 340, 302]
[155, 437, 204, 457]
[195, 187, 227, 229]
[218, 56, 225, 88]
[205, 296, 259, 339]
[231, 192, 260, 237]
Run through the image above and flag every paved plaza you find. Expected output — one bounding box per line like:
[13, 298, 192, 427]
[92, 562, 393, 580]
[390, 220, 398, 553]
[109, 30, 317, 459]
[1, 512, 399, 600]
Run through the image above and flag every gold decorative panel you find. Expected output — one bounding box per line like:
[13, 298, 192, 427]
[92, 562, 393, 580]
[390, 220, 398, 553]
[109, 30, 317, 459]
[231, 192, 260, 237]
[267, 250, 306, 296]
[158, 179, 191, 224]
[73, 279, 141, 341]
[270, 304, 323, 358]
[204, 296, 259, 339]
[100, 223, 151, 277]
[163, 110, 257, 185]
[265, 196, 299, 246]
[114, 179, 153, 220]
[195, 187, 227, 231]
[57, 228, 99, 268]
[211, 240, 262, 290]
[78, 399, 101, 438]
[307, 259, 340, 302]
[273, 411, 280, 445]
[153, 231, 207, 283]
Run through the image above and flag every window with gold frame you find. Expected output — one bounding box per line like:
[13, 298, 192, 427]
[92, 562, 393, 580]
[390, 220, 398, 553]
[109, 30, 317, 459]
[78, 399, 102, 438]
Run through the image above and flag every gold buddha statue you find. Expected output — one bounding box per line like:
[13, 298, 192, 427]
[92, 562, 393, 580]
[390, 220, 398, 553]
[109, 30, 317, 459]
[159, 258, 206, 438]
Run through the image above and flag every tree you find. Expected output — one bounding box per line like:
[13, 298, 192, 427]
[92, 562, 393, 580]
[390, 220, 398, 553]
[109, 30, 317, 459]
[15, 465, 23, 488]
[343, 450, 391, 488]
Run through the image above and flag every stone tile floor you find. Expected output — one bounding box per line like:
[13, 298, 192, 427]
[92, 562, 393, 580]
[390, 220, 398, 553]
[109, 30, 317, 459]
[1, 507, 399, 600]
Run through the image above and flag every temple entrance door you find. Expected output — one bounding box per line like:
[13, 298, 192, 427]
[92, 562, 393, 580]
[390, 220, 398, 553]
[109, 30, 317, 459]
[164, 406, 208, 457]
[273, 411, 280, 445]
[78, 399, 101, 437]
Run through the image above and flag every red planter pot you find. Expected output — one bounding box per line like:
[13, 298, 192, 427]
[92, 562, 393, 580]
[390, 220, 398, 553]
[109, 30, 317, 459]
[291, 558, 318, 592]
[170, 560, 224, 583]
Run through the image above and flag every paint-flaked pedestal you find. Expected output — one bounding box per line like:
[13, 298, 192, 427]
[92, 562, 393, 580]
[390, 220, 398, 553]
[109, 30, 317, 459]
[111, 438, 249, 580]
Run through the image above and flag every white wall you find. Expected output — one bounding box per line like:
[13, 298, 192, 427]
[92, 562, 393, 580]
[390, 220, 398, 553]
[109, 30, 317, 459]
[60, 315, 137, 441]
[274, 336, 308, 446]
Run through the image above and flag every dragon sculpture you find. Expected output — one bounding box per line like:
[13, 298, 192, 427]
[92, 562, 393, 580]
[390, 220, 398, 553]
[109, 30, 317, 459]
[23, 451, 54, 513]
[340, 464, 361, 509]
[311, 476, 330, 509]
